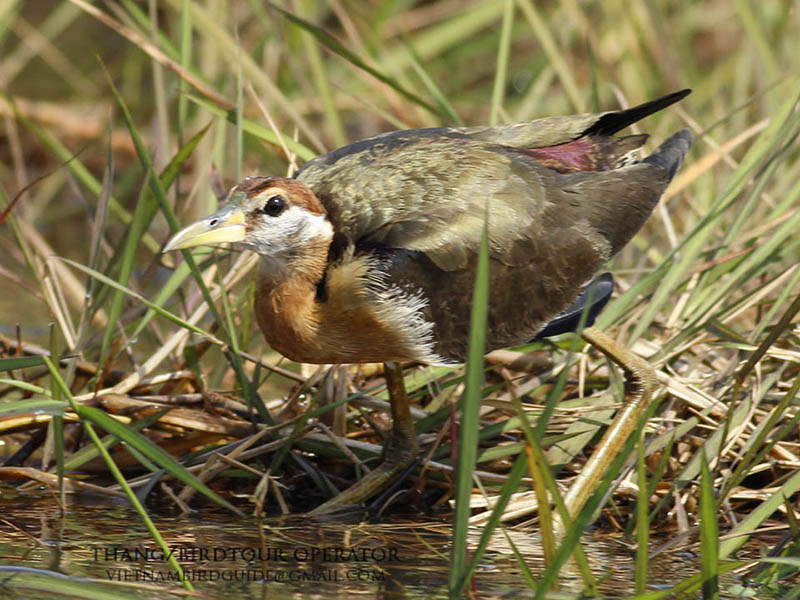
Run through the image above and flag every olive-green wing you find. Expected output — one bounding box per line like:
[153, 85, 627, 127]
[297, 135, 551, 270]
[297, 131, 690, 272]
[294, 90, 690, 271]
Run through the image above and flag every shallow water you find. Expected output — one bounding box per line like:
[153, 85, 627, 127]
[0, 483, 774, 599]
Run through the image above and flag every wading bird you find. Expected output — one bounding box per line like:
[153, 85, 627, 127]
[164, 90, 692, 516]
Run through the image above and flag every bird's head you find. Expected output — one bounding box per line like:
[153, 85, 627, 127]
[163, 177, 333, 275]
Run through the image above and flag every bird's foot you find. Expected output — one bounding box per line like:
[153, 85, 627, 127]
[307, 430, 418, 516]
[308, 361, 418, 516]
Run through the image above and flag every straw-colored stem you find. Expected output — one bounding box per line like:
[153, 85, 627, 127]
[558, 327, 656, 531]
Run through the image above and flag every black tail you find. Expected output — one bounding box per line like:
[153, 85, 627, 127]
[583, 89, 691, 137]
[643, 129, 694, 180]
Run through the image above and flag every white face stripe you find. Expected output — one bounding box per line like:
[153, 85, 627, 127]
[246, 204, 334, 259]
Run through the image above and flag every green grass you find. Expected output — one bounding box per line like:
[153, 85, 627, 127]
[1, 1, 799, 597]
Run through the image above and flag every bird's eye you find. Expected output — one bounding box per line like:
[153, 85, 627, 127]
[262, 195, 286, 217]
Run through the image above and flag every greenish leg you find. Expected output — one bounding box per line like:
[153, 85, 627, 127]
[308, 361, 418, 515]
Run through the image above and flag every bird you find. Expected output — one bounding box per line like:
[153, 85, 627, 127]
[163, 89, 693, 516]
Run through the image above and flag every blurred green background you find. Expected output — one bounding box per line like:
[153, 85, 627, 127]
[1, 0, 798, 404]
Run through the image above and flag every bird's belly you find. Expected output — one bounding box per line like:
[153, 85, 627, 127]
[384, 249, 604, 362]
[253, 241, 601, 365]
[254, 259, 445, 365]
[259, 302, 436, 364]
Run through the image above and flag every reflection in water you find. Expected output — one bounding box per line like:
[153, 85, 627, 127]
[0, 484, 744, 599]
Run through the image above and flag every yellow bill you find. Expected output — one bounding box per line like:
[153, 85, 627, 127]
[163, 205, 246, 252]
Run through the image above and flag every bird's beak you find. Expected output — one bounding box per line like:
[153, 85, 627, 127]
[162, 205, 246, 252]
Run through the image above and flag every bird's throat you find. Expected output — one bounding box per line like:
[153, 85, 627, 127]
[253, 235, 329, 362]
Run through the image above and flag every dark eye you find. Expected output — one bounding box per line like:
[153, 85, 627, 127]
[262, 195, 286, 217]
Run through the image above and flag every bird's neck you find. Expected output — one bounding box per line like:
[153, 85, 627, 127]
[253, 237, 330, 357]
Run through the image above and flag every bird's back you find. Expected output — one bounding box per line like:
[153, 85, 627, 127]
[290, 93, 693, 362]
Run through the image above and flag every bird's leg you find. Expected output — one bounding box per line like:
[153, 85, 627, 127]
[557, 326, 656, 530]
[308, 361, 418, 515]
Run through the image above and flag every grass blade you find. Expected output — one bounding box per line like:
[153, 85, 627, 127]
[449, 205, 490, 598]
[699, 449, 719, 600]
[489, 0, 514, 125]
[270, 3, 444, 119]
